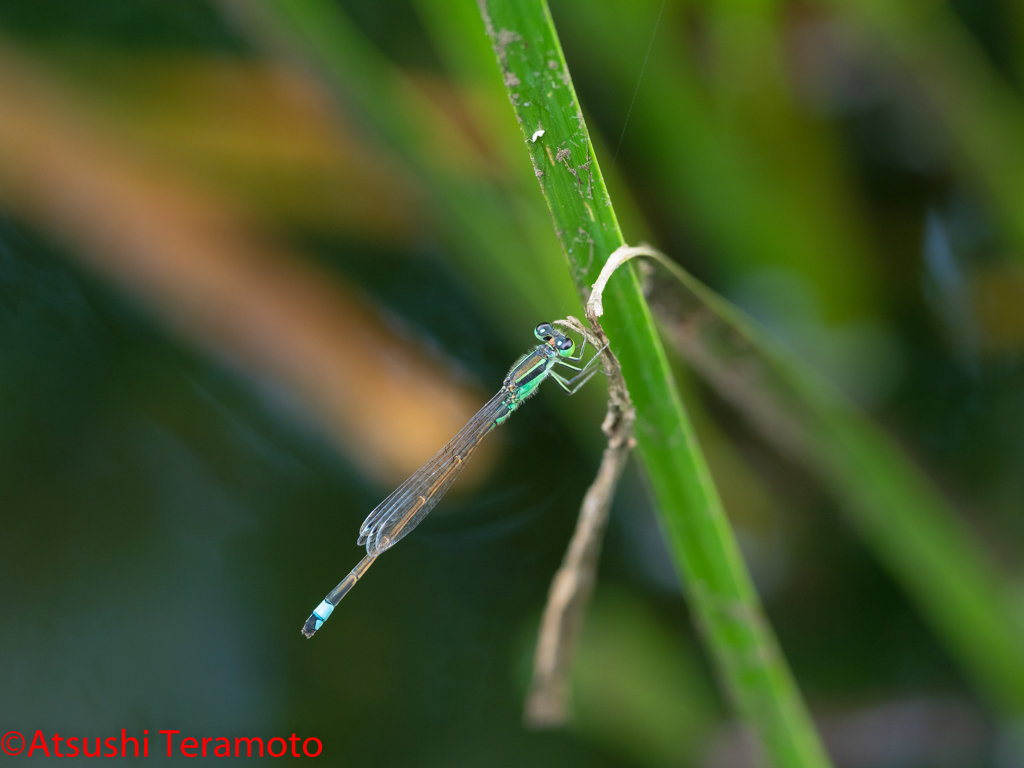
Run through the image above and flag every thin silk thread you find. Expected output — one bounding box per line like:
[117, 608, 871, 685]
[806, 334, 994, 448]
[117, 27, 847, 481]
[611, 0, 668, 169]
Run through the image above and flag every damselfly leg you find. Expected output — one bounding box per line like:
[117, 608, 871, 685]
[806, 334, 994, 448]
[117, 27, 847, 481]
[551, 342, 608, 394]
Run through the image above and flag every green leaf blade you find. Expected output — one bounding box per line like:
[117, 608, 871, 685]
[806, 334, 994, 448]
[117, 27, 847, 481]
[477, 2, 832, 764]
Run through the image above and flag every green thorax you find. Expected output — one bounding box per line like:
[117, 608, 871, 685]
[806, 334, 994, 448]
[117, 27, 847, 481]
[494, 344, 559, 424]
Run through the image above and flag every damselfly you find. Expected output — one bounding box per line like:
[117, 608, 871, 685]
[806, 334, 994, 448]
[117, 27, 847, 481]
[301, 321, 604, 638]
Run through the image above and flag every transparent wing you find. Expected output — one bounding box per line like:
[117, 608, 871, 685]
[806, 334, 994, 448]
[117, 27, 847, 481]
[357, 388, 510, 556]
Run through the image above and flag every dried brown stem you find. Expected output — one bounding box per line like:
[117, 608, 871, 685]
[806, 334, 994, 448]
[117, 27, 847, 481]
[524, 313, 635, 727]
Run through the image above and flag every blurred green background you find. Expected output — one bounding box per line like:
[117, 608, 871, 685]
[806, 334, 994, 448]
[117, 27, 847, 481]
[1, 0, 1023, 765]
